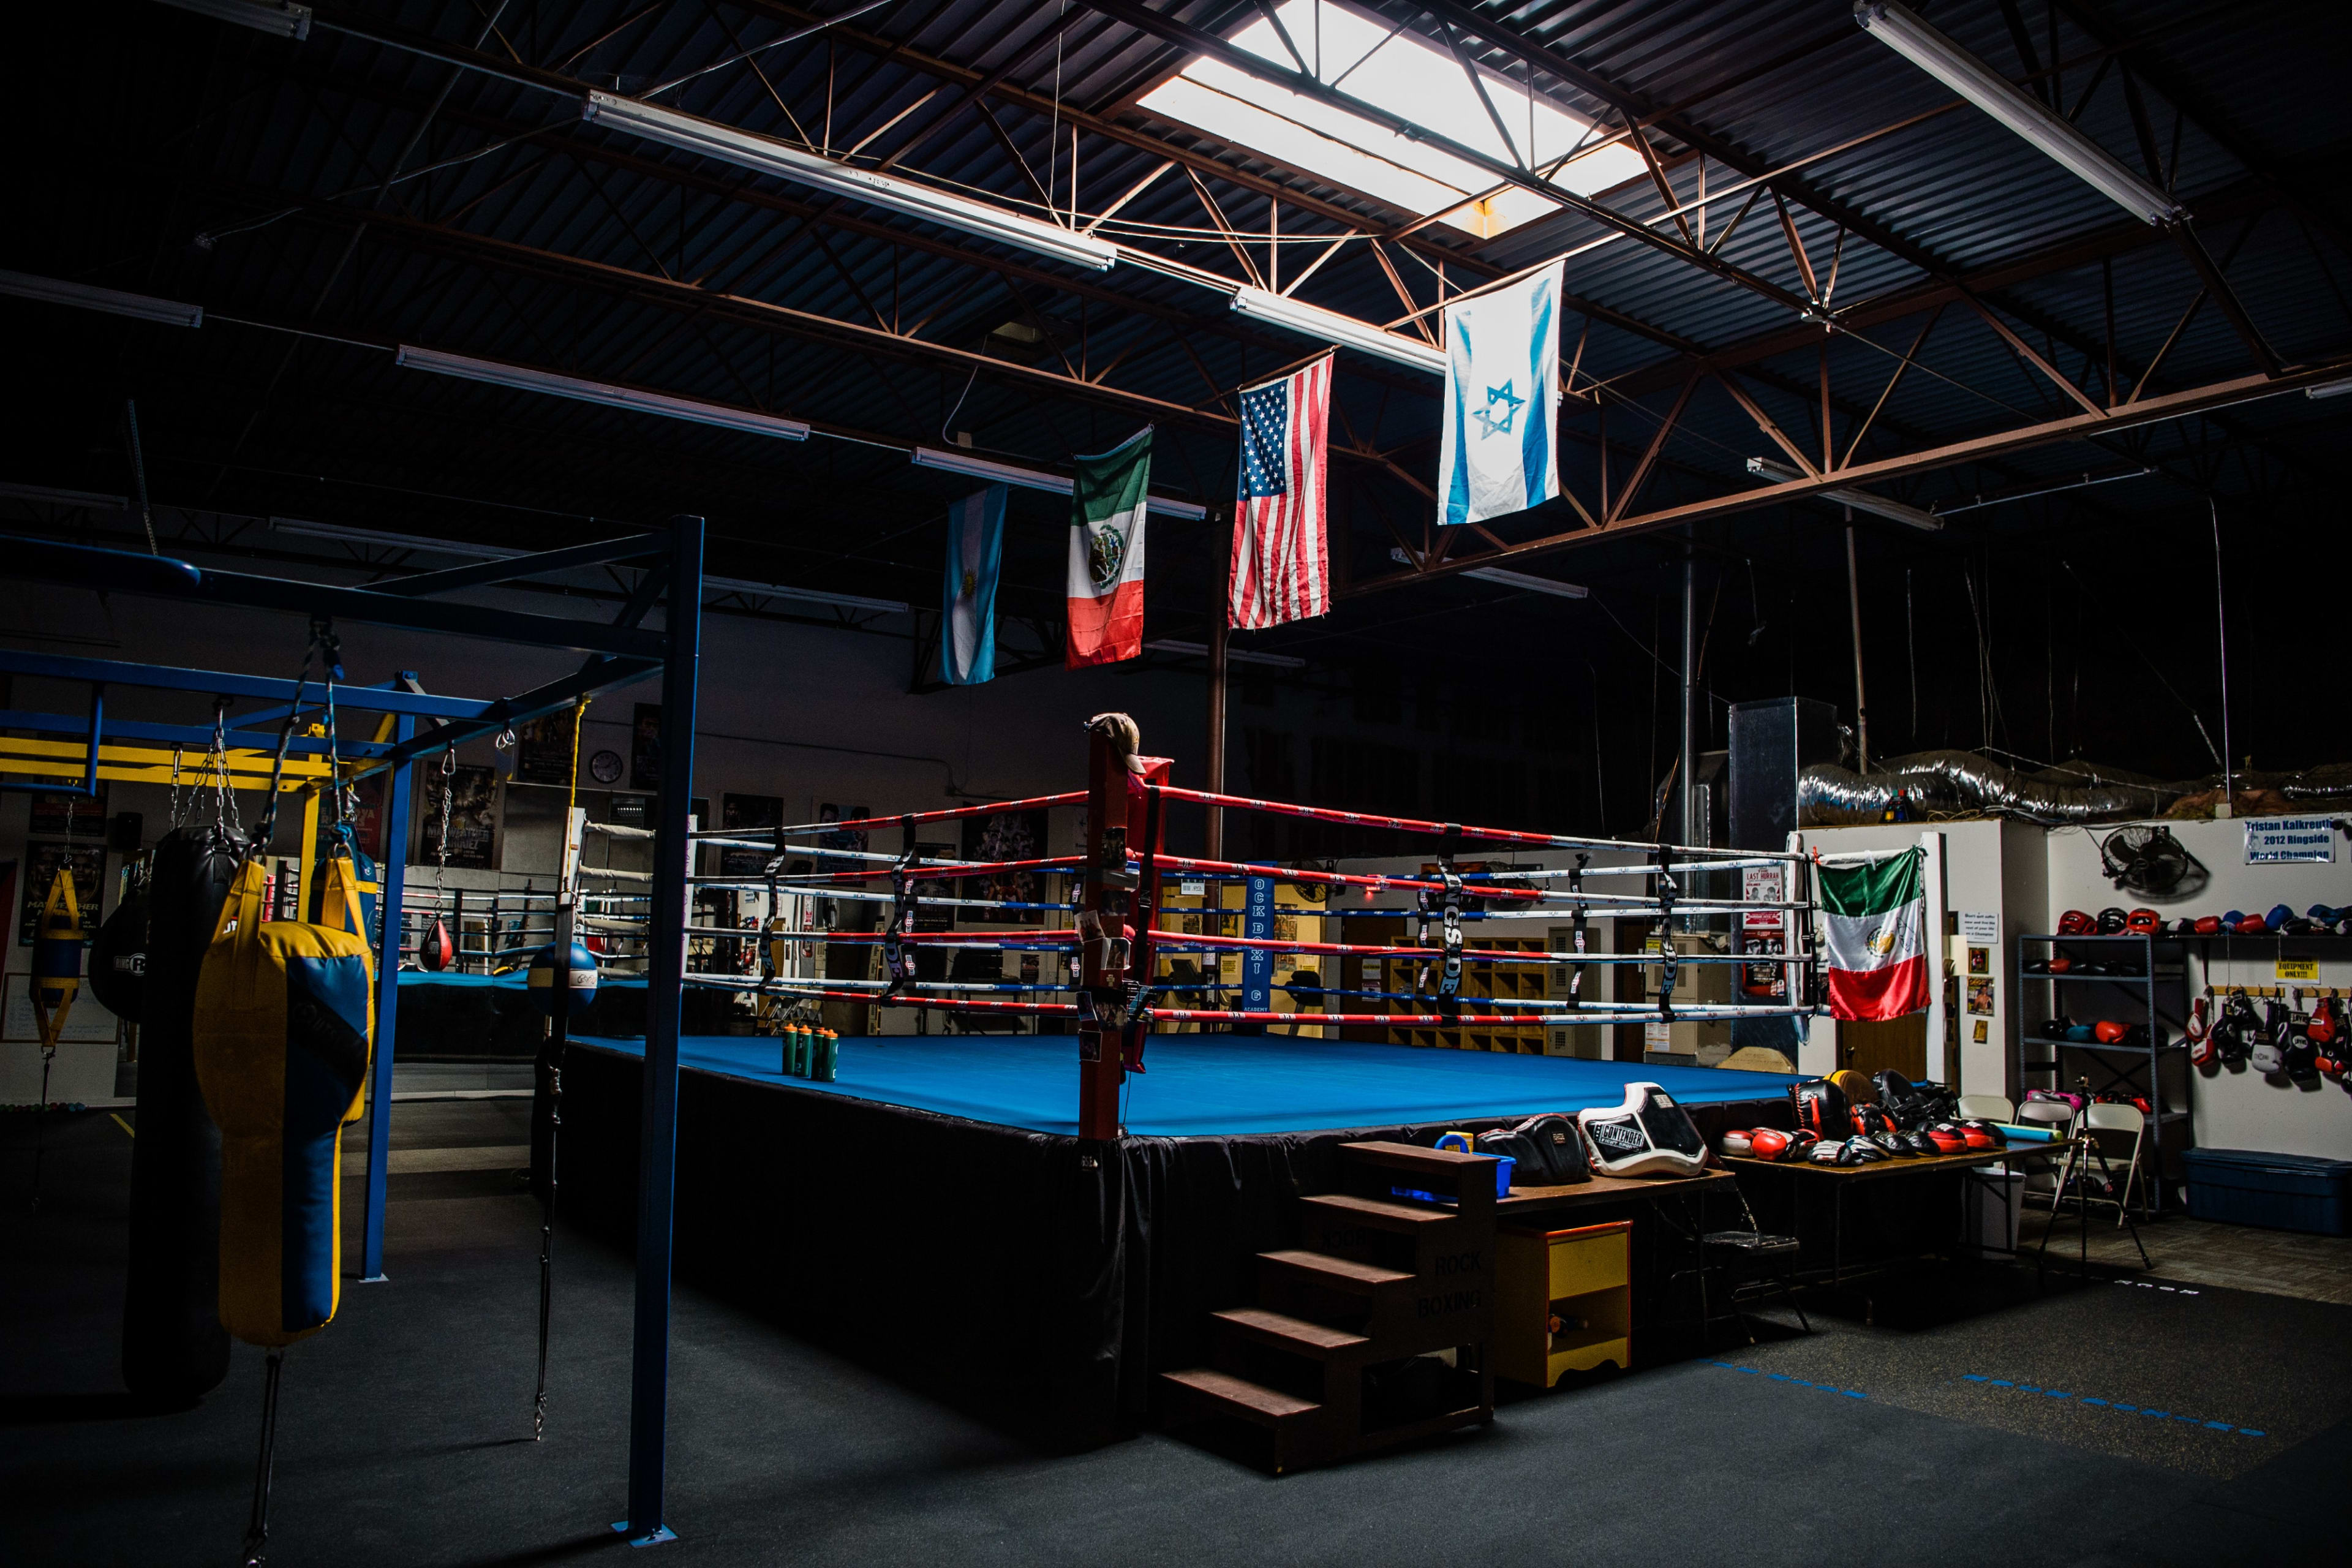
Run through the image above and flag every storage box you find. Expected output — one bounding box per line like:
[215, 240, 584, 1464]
[2181, 1148, 2352, 1237]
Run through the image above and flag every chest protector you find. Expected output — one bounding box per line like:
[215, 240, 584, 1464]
[193, 855, 375, 1347]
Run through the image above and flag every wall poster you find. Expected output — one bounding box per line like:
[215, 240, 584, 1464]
[18, 842, 105, 947]
[512, 710, 582, 786]
[630, 703, 663, 791]
[1966, 977, 1996, 1017]
[417, 764, 500, 871]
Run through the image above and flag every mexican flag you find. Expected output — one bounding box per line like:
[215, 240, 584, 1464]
[1817, 848, 1929, 1020]
[1066, 426, 1152, 668]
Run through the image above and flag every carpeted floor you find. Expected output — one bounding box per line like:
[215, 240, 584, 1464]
[2019, 1209, 2352, 1306]
[6, 1102, 2349, 1567]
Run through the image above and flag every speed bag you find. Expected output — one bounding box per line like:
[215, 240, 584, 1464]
[192, 859, 374, 1348]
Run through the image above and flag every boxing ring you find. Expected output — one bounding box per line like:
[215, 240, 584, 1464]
[568, 1031, 1799, 1137]
[550, 718, 1820, 1446]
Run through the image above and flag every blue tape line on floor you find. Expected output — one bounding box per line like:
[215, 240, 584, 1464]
[1709, 1362, 1866, 1400]
[1960, 1374, 2263, 1436]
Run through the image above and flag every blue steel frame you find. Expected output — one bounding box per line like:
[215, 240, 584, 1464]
[0, 521, 704, 1545]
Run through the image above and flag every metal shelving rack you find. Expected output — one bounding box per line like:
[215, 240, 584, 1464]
[2015, 932, 2190, 1216]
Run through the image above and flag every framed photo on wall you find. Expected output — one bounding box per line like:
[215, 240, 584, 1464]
[960, 807, 1047, 926]
[29, 788, 108, 838]
[720, 793, 784, 876]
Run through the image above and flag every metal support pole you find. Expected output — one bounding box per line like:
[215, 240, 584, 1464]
[2211, 499, 2233, 819]
[1205, 560, 1229, 861]
[1678, 543, 1697, 849]
[360, 710, 417, 1283]
[535, 894, 574, 1440]
[620, 516, 702, 1548]
[1845, 513, 1869, 774]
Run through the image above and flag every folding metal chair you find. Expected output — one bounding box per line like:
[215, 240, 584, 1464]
[2079, 1102, 2148, 1226]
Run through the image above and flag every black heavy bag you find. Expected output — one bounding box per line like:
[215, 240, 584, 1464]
[88, 894, 149, 1022]
[121, 826, 241, 1403]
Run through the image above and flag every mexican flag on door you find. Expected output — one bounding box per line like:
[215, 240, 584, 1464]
[1817, 848, 1929, 1020]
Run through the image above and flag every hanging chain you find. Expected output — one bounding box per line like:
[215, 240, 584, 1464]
[168, 745, 185, 829]
[209, 698, 237, 836]
[434, 748, 456, 896]
[250, 625, 323, 859]
[313, 620, 355, 831]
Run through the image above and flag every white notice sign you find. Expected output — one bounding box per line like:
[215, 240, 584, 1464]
[2245, 816, 2339, 865]
[1959, 911, 2001, 945]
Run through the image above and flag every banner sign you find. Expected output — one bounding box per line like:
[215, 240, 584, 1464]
[2245, 816, 2337, 864]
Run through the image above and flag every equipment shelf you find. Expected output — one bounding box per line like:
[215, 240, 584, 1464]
[2015, 931, 2190, 1216]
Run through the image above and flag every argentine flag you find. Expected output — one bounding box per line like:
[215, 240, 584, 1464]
[941, 484, 1006, 685]
[1437, 260, 1562, 528]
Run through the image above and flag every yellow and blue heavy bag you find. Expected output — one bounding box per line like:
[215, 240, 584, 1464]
[31, 866, 85, 1052]
[192, 857, 374, 1347]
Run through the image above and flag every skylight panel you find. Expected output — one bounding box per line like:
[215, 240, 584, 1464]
[1137, 0, 1643, 239]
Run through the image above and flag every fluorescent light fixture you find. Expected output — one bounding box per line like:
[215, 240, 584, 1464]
[395, 345, 810, 441]
[1144, 639, 1306, 669]
[1747, 456, 1942, 531]
[1388, 548, 1588, 597]
[271, 518, 522, 557]
[0, 268, 202, 328]
[910, 447, 1208, 520]
[152, 0, 311, 40]
[581, 91, 1118, 272]
[1231, 286, 1447, 375]
[0, 481, 131, 510]
[1853, 1, 2184, 225]
[1136, 0, 1642, 239]
[1461, 567, 1589, 600]
[268, 519, 900, 610]
[2308, 375, 2352, 400]
[702, 575, 908, 614]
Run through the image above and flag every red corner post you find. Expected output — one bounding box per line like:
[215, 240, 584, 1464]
[1077, 731, 1170, 1140]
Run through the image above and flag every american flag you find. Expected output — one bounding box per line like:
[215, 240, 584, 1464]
[1230, 353, 1331, 629]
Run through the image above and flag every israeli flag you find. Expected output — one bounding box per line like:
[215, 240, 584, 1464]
[1437, 260, 1562, 528]
[941, 484, 1006, 685]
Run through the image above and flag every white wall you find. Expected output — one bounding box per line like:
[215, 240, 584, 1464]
[1801, 815, 2352, 1161]
[1796, 822, 2010, 1093]
[2043, 817, 2352, 1161]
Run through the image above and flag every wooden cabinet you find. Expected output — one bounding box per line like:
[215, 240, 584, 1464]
[1495, 1221, 1632, 1388]
[1378, 935, 1550, 1055]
